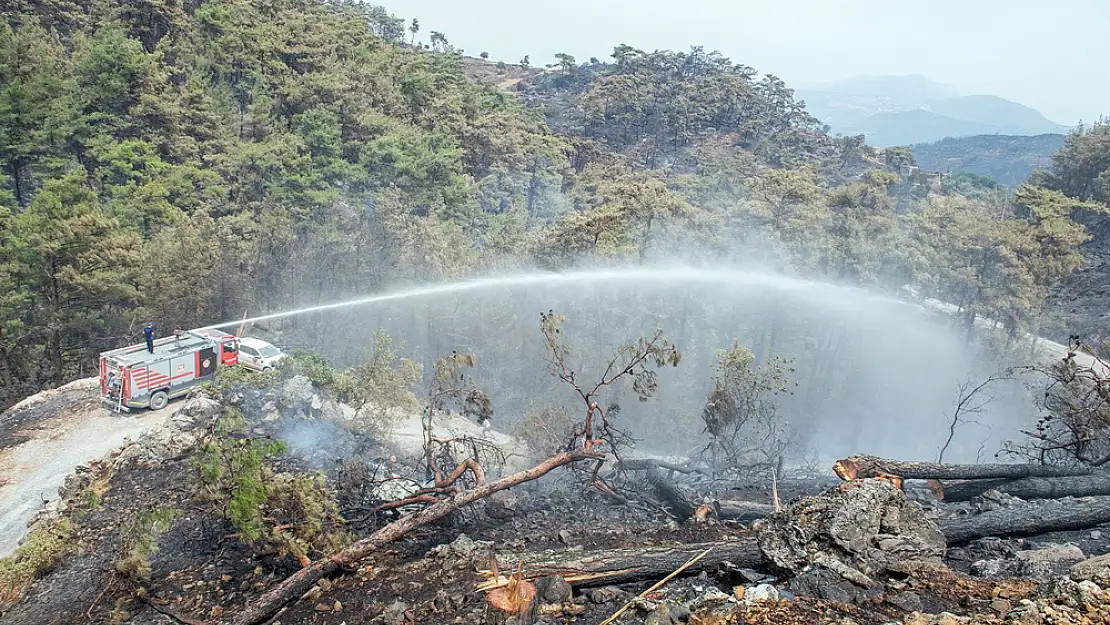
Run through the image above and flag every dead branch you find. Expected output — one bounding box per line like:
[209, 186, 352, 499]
[616, 458, 707, 475]
[229, 449, 602, 625]
[938, 371, 1012, 463]
[716, 499, 775, 521]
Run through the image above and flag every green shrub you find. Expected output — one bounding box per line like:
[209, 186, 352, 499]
[116, 506, 178, 583]
[191, 406, 344, 558]
[261, 473, 348, 561]
[192, 406, 287, 542]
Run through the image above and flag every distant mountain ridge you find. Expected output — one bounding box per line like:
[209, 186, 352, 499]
[797, 75, 1070, 146]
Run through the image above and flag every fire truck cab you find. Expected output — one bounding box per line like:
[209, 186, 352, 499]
[100, 329, 240, 412]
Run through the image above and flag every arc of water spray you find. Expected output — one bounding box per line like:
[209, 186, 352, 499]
[199, 266, 910, 332]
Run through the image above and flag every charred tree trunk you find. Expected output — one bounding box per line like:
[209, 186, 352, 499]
[716, 500, 775, 522]
[490, 539, 764, 588]
[939, 496, 1110, 544]
[835, 456, 1093, 481]
[940, 475, 1110, 503]
[644, 465, 696, 521]
[618, 460, 775, 522]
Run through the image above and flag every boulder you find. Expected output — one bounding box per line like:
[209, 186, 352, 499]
[170, 396, 221, 431]
[1015, 543, 1085, 579]
[534, 575, 572, 604]
[755, 479, 946, 586]
[1070, 553, 1110, 586]
[744, 584, 780, 603]
[282, 375, 314, 407]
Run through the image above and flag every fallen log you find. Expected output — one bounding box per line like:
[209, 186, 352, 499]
[939, 496, 1110, 544]
[482, 539, 764, 588]
[717, 500, 775, 522]
[636, 464, 775, 522]
[941, 475, 1110, 503]
[834, 456, 1093, 481]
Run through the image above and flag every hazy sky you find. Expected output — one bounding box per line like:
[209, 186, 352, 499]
[393, 0, 1107, 125]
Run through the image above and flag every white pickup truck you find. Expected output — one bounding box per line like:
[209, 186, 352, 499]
[236, 337, 287, 372]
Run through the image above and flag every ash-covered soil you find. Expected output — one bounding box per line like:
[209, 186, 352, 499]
[4, 381, 1110, 625]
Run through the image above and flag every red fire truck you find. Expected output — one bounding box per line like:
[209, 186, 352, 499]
[100, 328, 240, 412]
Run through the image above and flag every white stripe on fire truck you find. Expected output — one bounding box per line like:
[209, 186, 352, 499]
[133, 370, 193, 390]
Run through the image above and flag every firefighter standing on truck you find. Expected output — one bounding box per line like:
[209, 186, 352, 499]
[144, 322, 155, 353]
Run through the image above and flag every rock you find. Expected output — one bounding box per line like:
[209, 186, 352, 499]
[314, 602, 331, 612]
[990, 598, 1012, 615]
[902, 613, 969, 625]
[630, 596, 657, 612]
[1039, 576, 1105, 610]
[383, 600, 409, 625]
[755, 479, 945, 583]
[686, 586, 731, 612]
[644, 601, 674, 625]
[787, 565, 862, 604]
[1016, 543, 1086, 579]
[170, 396, 221, 430]
[113, 422, 200, 467]
[1077, 579, 1104, 603]
[317, 578, 332, 592]
[448, 534, 477, 558]
[557, 529, 573, 544]
[534, 575, 572, 604]
[310, 393, 323, 410]
[588, 587, 624, 604]
[736, 568, 771, 584]
[969, 559, 1008, 578]
[1092, 530, 1103, 540]
[1070, 552, 1110, 585]
[431, 591, 452, 612]
[282, 375, 314, 406]
[668, 603, 692, 623]
[486, 491, 518, 521]
[886, 591, 923, 612]
[972, 489, 1022, 513]
[745, 584, 780, 603]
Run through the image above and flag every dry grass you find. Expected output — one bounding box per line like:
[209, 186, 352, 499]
[0, 518, 76, 608]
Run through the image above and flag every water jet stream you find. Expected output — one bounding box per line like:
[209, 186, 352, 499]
[201, 266, 909, 331]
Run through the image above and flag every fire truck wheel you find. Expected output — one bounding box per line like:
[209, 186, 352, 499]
[150, 391, 169, 411]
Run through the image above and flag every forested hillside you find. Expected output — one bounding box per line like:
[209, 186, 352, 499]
[0, 0, 1100, 407]
[911, 134, 1066, 188]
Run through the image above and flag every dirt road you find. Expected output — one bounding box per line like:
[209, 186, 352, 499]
[0, 378, 172, 556]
